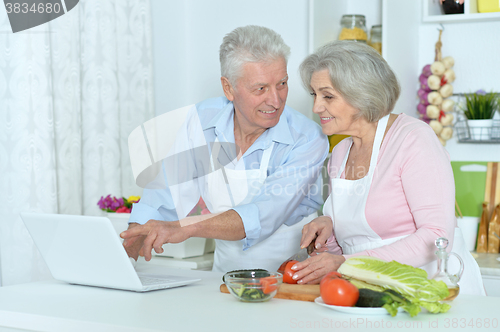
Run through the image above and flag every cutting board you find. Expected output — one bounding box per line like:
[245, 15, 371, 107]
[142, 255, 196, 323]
[220, 283, 320, 302]
[451, 162, 488, 217]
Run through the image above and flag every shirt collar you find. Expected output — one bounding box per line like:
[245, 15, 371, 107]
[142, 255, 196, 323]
[203, 101, 234, 142]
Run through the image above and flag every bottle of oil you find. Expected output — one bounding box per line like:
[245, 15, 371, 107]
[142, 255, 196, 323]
[430, 237, 464, 301]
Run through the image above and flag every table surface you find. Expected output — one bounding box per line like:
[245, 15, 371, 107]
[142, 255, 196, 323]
[0, 262, 499, 332]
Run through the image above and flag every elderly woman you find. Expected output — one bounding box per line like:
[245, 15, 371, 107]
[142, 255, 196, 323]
[291, 41, 485, 295]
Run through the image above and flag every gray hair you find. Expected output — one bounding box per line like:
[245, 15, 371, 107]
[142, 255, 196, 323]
[299, 40, 400, 122]
[220, 25, 291, 86]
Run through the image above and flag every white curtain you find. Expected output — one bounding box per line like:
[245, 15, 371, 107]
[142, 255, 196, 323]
[0, 0, 154, 286]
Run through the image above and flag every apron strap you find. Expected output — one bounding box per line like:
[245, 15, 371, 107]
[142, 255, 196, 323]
[368, 114, 390, 175]
[259, 142, 275, 181]
[336, 141, 352, 178]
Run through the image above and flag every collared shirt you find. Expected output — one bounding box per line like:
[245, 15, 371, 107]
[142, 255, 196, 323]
[129, 97, 329, 250]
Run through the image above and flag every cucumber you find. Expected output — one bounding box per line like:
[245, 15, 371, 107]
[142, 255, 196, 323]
[355, 289, 393, 307]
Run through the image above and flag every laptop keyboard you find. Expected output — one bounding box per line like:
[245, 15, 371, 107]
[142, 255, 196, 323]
[139, 276, 177, 286]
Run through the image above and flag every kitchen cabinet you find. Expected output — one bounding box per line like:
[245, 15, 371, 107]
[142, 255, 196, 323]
[423, 0, 500, 23]
[474, 252, 500, 296]
[483, 275, 500, 296]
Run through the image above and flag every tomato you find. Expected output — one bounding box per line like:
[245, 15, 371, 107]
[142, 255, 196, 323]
[277, 259, 290, 275]
[282, 260, 298, 284]
[260, 277, 278, 294]
[320, 272, 359, 306]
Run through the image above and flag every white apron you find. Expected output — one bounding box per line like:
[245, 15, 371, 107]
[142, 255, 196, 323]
[323, 114, 485, 296]
[205, 139, 316, 273]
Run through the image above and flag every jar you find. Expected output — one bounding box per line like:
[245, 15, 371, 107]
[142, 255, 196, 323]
[338, 15, 368, 43]
[368, 25, 382, 55]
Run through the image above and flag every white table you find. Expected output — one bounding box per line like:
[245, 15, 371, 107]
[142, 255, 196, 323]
[0, 262, 499, 332]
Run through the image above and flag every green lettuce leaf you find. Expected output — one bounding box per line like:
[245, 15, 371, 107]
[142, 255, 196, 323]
[420, 301, 452, 314]
[338, 256, 451, 315]
[382, 302, 400, 317]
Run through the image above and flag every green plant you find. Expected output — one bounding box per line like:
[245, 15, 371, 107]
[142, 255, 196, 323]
[462, 90, 499, 120]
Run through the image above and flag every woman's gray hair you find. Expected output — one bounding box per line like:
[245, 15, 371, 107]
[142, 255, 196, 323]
[220, 25, 291, 86]
[299, 40, 400, 122]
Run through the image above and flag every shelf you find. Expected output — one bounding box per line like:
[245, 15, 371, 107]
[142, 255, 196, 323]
[454, 118, 500, 143]
[423, 0, 500, 23]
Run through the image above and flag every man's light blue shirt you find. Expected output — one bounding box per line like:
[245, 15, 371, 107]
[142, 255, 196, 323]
[130, 97, 329, 250]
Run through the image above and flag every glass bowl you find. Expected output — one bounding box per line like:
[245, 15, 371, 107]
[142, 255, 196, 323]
[223, 271, 283, 302]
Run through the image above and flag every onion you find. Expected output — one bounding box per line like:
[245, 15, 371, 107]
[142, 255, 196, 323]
[440, 113, 454, 126]
[422, 64, 432, 77]
[443, 69, 456, 83]
[439, 84, 453, 98]
[427, 75, 441, 90]
[442, 56, 455, 69]
[420, 83, 432, 92]
[440, 127, 453, 140]
[429, 120, 443, 135]
[419, 90, 430, 102]
[431, 61, 446, 76]
[426, 105, 440, 119]
[420, 114, 431, 124]
[428, 91, 443, 105]
[439, 137, 446, 146]
[417, 103, 427, 115]
[441, 99, 455, 112]
[418, 88, 428, 99]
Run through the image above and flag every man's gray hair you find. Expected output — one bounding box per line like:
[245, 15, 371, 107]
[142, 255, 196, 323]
[299, 40, 400, 122]
[220, 25, 291, 86]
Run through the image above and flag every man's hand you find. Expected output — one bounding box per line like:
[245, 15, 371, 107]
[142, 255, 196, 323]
[120, 220, 190, 261]
[289, 253, 346, 284]
[300, 216, 333, 251]
[122, 223, 146, 261]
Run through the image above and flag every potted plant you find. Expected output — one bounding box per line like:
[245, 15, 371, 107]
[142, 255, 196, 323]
[462, 90, 499, 140]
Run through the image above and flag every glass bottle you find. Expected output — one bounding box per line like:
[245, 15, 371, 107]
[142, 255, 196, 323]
[430, 237, 464, 301]
[338, 15, 368, 43]
[368, 25, 382, 55]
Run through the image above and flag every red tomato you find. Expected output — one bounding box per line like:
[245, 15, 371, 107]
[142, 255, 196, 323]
[320, 272, 359, 306]
[282, 260, 298, 284]
[277, 259, 290, 275]
[260, 277, 278, 294]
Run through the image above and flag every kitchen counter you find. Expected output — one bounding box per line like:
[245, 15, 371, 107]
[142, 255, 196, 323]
[473, 252, 500, 277]
[0, 262, 499, 332]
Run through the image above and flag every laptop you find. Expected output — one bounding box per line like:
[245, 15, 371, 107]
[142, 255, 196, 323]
[20, 212, 201, 292]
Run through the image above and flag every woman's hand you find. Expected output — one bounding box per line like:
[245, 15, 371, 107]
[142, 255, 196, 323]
[300, 216, 334, 252]
[121, 220, 190, 261]
[290, 253, 346, 284]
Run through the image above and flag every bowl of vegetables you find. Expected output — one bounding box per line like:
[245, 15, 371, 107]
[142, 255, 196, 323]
[223, 269, 282, 302]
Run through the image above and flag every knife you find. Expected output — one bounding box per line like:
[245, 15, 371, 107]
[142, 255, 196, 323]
[285, 236, 318, 262]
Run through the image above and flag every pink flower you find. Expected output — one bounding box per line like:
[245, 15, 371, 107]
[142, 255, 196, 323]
[201, 208, 210, 215]
[97, 195, 124, 212]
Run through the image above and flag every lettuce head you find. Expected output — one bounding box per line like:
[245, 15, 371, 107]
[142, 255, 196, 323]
[338, 256, 451, 314]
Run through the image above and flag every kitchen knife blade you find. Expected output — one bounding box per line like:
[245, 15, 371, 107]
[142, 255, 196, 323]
[284, 236, 318, 262]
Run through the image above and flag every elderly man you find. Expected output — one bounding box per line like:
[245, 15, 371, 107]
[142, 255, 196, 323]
[121, 25, 328, 272]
